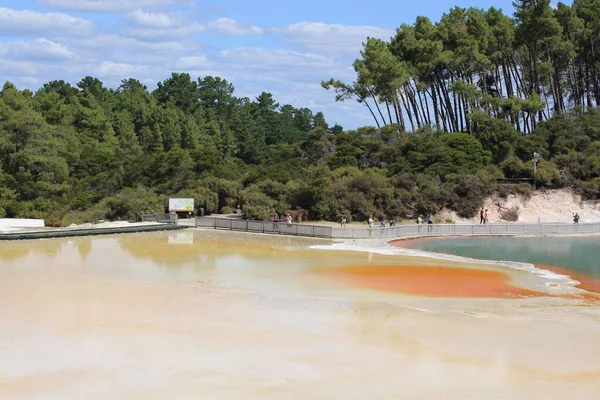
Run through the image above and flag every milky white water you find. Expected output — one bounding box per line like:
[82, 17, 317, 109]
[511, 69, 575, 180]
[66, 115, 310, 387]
[1, 230, 599, 399]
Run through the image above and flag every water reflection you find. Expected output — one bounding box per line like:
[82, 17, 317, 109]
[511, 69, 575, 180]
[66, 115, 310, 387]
[76, 237, 92, 260]
[117, 230, 335, 269]
[0, 241, 31, 261]
[0, 238, 69, 262]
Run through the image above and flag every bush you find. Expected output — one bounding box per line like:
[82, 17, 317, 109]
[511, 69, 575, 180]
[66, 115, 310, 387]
[220, 206, 233, 214]
[580, 177, 600, 199]
[534, 159, 561, 188]
[240, 186, 276, 220]
[91, 186, 165, 221]
[288, 207, 308, 222]
[501, 156, 529, 178]
[499, 205, 520, 221]
[496, 183, 533, 200]
[449, 174, 489, 218]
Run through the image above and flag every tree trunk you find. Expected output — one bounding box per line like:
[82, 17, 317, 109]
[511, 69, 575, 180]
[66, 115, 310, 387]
[358, 96, 381, 128]
[430, 86, 441, 130]
[371, 92, 387, 126]
[385, 101, 394, 127]
[398, 89, 414, 130]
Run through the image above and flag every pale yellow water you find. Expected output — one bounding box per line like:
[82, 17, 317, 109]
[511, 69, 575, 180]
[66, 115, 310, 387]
[1, 230, 600, 399]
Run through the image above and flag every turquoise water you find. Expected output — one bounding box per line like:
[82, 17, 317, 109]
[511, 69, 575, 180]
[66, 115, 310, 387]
[407, 236, 600, 280]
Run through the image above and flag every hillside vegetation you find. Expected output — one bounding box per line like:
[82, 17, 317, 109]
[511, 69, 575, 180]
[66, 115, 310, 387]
[2, 1, 600, 225]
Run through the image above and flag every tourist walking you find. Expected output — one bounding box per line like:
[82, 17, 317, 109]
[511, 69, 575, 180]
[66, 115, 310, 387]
[479, 208, 485, 224]
[427, 214, 434, 232]
[379, 216, 385, 227]
[341, 214, 347, 228]
[286, 213, 292, 226]
[272, 213, 280, 230]
[483, 209, 489, 224]
[368, 215, 374, 228]
[390, 217, 396, 227]
[573, 213, 580, 224]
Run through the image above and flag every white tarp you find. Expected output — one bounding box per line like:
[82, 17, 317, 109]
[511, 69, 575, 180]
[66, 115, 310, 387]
[168, 198, 194, 212]
[0, 219, 45, 228]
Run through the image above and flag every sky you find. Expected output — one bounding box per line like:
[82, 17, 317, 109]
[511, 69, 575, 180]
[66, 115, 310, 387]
[0, 0, 518, 128]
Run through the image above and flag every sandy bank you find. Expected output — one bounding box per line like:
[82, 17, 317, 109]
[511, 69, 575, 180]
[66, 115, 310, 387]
[440, 188, 600, 224]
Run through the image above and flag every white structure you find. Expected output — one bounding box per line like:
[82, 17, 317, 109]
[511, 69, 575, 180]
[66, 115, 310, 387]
[0, 219, 45, 231]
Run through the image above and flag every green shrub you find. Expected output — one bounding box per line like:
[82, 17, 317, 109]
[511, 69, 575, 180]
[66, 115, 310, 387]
[580, 177, 600, 199]
[534, 159, 561, 188]
[240, 186, 276, 220]
[496, 183, 533, 200]
[220, 206, 233, 214]
[448, 174, 489, 218]
[90, 186, 165, 221]
[501, 156, 529, 178]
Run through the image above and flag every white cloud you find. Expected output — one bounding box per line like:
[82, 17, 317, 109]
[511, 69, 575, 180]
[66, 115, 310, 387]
[66, 34, 204, 66]
[278, 22, 394, 55]
[0, 59, 42, 77]
[175, 56, 210, 69]
[208, 18, 264, 36]
[215, 48, 354, 87]
[95, 61, 151, 79]
[120, 9, 205, 39]
[219, 48, 333, 69]
[125, 9, 185, 29]
[0, 7, 95, 36]
[37, 0, 193, 12]
[69, 34, 193, 52]
[0, 38, 73, 60]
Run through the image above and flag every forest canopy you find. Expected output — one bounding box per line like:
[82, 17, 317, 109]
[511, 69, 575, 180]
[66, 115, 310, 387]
[2, 0, 600, 226]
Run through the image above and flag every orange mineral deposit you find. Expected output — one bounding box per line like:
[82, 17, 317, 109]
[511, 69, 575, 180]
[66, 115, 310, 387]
[326, 264, 544, 299]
